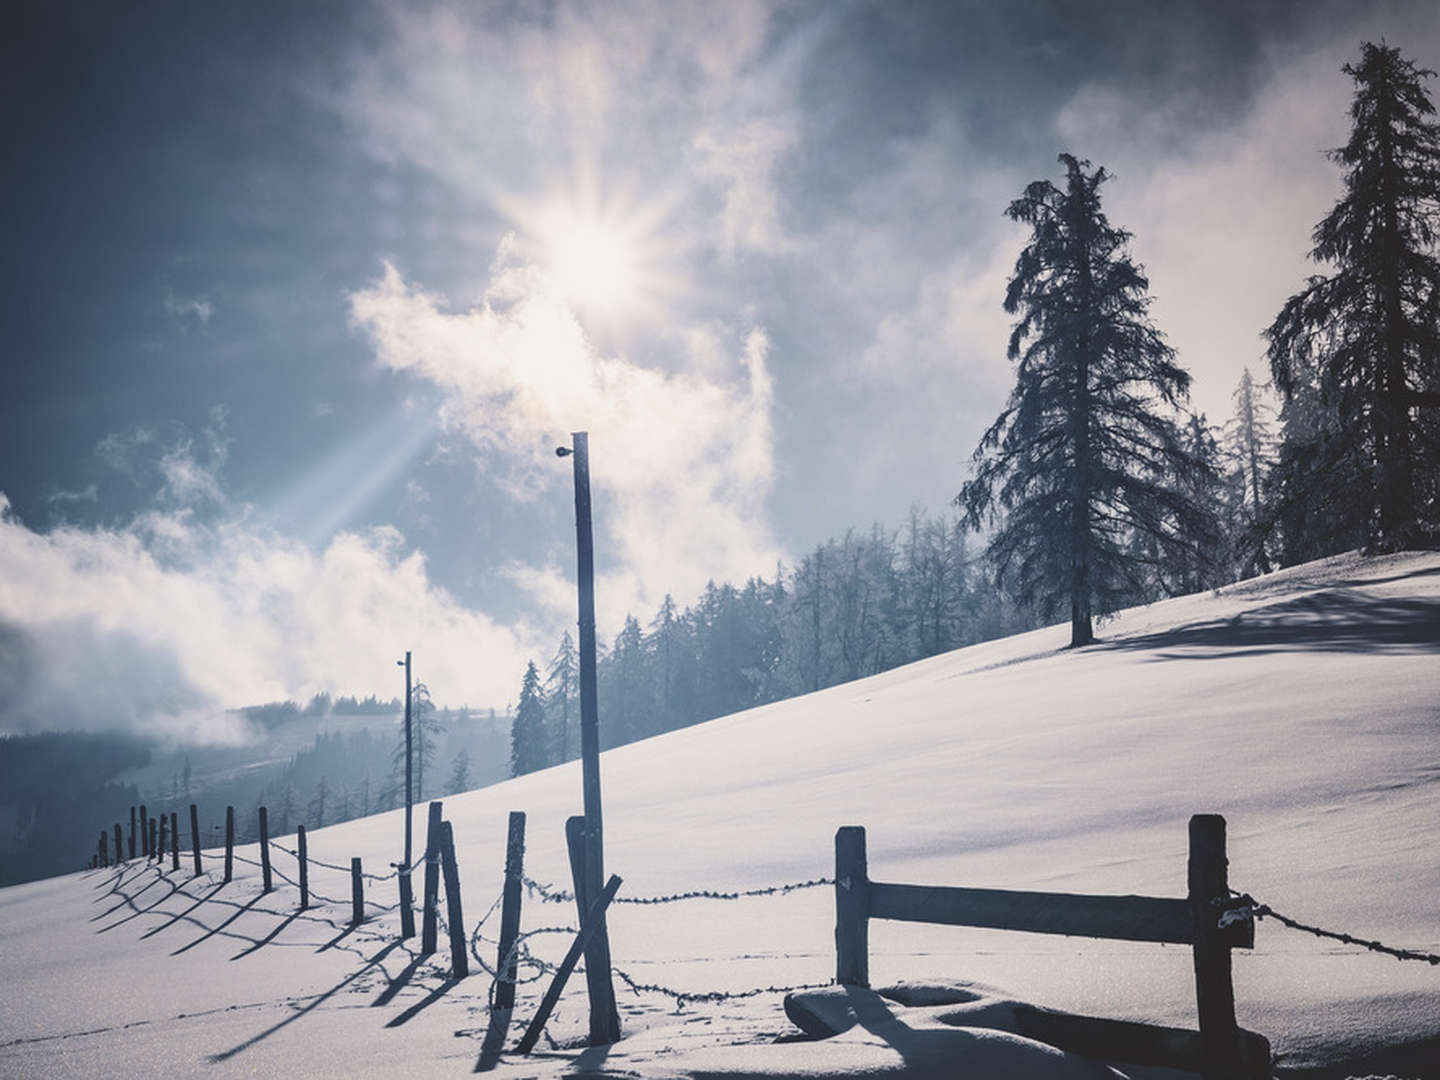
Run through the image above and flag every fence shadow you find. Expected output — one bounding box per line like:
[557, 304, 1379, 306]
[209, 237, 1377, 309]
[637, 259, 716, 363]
[208, 940, 403, 1064]
[1105, 588, 1440, 660]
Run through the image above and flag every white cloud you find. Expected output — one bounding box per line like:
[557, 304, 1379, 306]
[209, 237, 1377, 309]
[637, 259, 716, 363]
[163, 290, 214, 330]
[349, 250, 782, 623]
[0, 493, 541, 743]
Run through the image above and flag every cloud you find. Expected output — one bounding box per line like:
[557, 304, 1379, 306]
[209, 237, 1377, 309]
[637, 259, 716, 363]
[0, 491, 543, 744]
[349, 250, 782, 623]
[163, 290, 215, 331]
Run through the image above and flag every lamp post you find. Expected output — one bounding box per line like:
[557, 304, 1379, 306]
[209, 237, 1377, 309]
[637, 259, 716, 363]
[556, 431, 619, 1043]
[396, 651, 416, 938]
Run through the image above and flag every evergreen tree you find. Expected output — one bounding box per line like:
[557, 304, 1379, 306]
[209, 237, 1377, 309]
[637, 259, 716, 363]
[510, 661, 548, 777]
[447, 749, 472, 794]
[543, 631, 578, 763]
[307, 777, 329, 828]
[959, 154, 1215, 646]
[1267, 41, 1440, 550]
[1223, 368, 1277, 577]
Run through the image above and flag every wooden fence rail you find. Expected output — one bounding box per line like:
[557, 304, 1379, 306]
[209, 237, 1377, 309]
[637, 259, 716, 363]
[835, 814, 1268, 1080]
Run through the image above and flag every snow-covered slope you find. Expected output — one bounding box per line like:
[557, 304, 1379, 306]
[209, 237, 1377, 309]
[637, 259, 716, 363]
[2, 550, 1438, 1078]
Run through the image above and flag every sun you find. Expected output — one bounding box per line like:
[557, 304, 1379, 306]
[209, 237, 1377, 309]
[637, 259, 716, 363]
[498, 174, 685, 333]
[547, 216, 641, 316]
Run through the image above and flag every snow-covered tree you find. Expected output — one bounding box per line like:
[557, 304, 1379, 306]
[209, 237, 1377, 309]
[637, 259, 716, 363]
[543, 631, 577, 763]
[959, 154, 1216, 646]
[1267, 41, 1440, 550]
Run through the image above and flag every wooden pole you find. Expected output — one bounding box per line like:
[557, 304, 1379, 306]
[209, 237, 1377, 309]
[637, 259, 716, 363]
[835, 826, 870, 987]
[403, 650, 413, 869]
[351, 857, 365, 924]
[421, 800, 443, 955]
[515, 874, 623, 1055]
[494, 811, 526, 1011]
[258, 806, 272, 893]
[157, 813, 167, 866]
[99, 831, 108, 868]
[149, 816, 158, 862]
[224, 805, 235, 882]
[297, 825, 309, 910]
[170, 811, 179, 872]
[129, 805, 136, 859]
[564, 431, 619, 1044]
[188, 805, 200, 875]
[114, 823, 123, 864]
[398, 870, 416, 940]
[440, 821, 468, 977]
[1190, 814, 1241, 1079]
[140, 804, 149, 858]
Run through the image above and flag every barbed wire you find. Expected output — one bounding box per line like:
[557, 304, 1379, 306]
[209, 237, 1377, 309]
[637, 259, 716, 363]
[1222, 894, 1440, 966]
[611, 967, 835, 1010]
[522, 875, 833, 906]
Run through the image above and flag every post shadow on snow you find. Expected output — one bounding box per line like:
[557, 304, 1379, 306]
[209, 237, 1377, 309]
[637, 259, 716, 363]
[95, 873, 188, 932]
[370, 953, 428, 1007]
[91, 864, 165, 917]
[472, 1005, 513, 1073]
[139, 880, 228, 939]
[229, 910, 303, 960]
[171, 892, 267, 956]
[208, 939, 404, 1064]
[1100, 587, 1440, 660]
[384, 976, 461, 1027]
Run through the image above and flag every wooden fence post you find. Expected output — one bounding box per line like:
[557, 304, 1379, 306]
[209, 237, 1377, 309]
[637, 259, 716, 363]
[515, 874, 623, 1055]
[157, 813, 167, 867]
[258, 806, 272, 893]
[170, 811, 179, 872]
[188, 805, 200, 875]
[421, 801, 443, 955]
[297, 825, 309, 910]
[224, 805, 235, 882]
[565, 815, 619, 1043]
[1190, 814, 1241, 1080]
[98, 831, 108, 868]
[440, 821, 468, 977]
[398, 871, 416, 940]
[114, 823, 123, 864]
[494, 811, 526, 1011]
[835, 825, 870, 987]
[140, 804, 149, 858]
[351, 857, 365, 924]
[129, 806, 136, 859]
[149, 816, 158, 861]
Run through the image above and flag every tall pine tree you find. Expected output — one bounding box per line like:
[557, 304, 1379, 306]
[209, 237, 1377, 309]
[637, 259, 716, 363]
[1267, 41, 1440, 551]
[959, 154, 1215, 646]
[509, 661, 547, 778]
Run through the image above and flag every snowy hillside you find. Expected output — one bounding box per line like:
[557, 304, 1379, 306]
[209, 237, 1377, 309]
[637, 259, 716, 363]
[2, 550, 1438, 1078]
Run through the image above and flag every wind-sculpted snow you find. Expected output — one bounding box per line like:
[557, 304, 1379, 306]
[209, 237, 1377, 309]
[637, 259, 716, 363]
[1, 551, 1437, 1077]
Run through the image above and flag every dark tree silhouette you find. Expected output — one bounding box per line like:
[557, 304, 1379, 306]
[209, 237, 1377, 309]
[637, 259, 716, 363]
[959, 154, 1215, 646]
[1267, 41, 1440, 550]
[510, 661, 548, 777]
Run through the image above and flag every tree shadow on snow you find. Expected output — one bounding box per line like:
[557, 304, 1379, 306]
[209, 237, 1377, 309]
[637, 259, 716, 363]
[1105, 587, 1440, 660]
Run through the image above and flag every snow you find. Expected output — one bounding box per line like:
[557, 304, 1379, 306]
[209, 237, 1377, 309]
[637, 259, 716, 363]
[2, 549, 1437, 1078]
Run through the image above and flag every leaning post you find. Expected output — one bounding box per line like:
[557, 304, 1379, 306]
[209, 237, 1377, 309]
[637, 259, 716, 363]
[440, 821, 468, 977]
[421, 800, 443, 955]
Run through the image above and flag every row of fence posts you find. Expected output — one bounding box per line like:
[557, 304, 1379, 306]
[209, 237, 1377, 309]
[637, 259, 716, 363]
[94, 799, 483, 981]
[92, 798, 620, 1054]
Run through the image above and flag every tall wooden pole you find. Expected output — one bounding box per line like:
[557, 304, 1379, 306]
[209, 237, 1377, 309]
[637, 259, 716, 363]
[403, 651, 413, 867]
[559, 431, 619, 1044]
[397, 651, 416, 939]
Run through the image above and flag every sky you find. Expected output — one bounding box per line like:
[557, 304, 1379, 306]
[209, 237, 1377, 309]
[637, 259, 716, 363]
[3, 0, 1439, 741]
